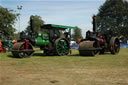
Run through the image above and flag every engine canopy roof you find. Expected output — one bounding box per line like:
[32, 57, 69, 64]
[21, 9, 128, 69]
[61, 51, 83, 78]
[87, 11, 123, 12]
[41, 24, 76, 30]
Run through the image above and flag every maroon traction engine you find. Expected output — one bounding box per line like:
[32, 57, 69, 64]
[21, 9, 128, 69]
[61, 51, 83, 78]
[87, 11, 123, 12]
[78, 16, 120, 56]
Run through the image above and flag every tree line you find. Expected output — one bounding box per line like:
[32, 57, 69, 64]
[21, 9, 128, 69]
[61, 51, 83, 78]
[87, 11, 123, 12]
[96, 0, 128, 41]
[0, 0, 128, 42]
[0, 6, 17, 40]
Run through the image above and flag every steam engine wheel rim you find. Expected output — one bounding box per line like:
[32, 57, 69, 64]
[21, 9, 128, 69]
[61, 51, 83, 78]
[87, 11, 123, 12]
[55, 38, 70, 56]
[113, 40, 120, 53]
[110, 37, 120, 54]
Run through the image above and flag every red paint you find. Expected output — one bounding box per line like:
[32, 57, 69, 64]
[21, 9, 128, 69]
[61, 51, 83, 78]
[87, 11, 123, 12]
[26, 40, 29, 49]
[78, 38, 82, 44]
[12, 40, 17, 44]
[0, 40, 4, 53]
[0, 40, 2, 48]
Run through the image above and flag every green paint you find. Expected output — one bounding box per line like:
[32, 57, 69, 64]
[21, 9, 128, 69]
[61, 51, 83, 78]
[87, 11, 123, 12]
[2, 40, 12, 48]
[36, 32, 49, 46]
[51, 24, 76, 29]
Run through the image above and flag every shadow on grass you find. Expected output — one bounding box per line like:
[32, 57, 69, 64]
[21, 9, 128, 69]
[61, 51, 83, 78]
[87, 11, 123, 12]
[69, 52, 113, 57]
[7, 52, 113, 59]
[33, 53, 59, 57]
[33, 53, 43, 56]
[69, 54, 80, 56]
[100, 52, 112, 55]
[70, 54, 95, 57]
[7, 55, 22, 59]
[7, 53, 59, 58]
[69, 54, 94, 57]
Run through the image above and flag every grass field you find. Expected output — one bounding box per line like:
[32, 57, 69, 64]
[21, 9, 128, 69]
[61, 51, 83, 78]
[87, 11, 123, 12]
[0, 48, 128, 85]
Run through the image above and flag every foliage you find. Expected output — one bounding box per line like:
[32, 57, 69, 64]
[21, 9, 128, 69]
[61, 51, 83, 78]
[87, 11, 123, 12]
[0, 6, 18, 40]
[72, 26, 83, 42]
[13, 32, 20, 40]
[25, 15, 45, 34]
[96, 0, 128, 39]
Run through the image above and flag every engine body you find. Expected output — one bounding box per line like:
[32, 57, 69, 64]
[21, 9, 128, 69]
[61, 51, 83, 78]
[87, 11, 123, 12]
[79, 16, 120, 56]
[11, 16, 76, 58]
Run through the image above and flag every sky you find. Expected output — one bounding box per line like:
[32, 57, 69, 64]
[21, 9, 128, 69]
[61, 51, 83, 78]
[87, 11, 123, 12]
[0, 0, 106, 36]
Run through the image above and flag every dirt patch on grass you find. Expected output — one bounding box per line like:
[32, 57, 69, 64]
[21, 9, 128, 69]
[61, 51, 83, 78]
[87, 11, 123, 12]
[0, 65, 128, 85]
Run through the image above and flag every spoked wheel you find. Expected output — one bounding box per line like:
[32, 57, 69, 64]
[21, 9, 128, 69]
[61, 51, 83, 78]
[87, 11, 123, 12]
[11, 42, 34, 58]
[55, 38, 70, 56]
[110, 37, 120, 54]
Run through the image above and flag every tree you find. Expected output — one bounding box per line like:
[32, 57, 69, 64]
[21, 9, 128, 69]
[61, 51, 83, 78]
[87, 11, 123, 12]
[96, 0, 128, 39]
[0, 6, 18, 40]
[72, 26, 83, 42]
[25, 15, 44, 34]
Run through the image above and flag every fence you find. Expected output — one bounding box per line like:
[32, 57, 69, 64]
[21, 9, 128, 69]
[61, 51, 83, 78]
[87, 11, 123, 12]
[71, 43, 128, 49]
[120, 43, 128, 48]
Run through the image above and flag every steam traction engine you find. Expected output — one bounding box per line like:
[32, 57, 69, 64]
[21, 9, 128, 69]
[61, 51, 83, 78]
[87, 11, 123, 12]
[11, 16, 76, 58]
[79, 16, 120, 56]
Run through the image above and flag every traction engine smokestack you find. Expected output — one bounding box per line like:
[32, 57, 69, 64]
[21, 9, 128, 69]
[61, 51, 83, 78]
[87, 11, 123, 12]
[30, 16, 34, 36]
[93, 16, 96, 32]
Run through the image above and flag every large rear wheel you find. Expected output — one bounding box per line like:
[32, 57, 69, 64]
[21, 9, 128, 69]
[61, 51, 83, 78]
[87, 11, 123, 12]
[110, 37, 120, 54]
[55, 38, 70, 56]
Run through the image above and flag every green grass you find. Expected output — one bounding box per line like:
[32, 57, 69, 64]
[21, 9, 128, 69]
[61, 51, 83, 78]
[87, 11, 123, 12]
[0, 48, 128, 85]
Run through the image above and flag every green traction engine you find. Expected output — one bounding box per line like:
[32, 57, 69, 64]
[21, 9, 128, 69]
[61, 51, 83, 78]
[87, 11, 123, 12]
[11, 16, 76, 58]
